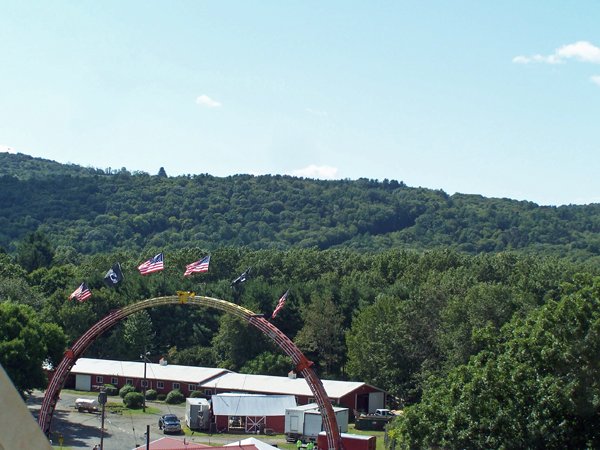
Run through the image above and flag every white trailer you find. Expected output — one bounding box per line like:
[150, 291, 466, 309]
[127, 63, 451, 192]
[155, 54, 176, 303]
[185, 398, 211, 430]
[75, 398, 99, 413]
[285, 403, 349, 442]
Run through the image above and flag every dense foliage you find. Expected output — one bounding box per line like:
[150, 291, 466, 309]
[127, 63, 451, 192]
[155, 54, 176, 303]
[1, 153, 599, 262]
[389, 275, 600, 449]
[0, 300, 66, 396]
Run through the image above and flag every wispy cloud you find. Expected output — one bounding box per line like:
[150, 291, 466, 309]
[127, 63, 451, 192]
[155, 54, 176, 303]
[292, 164, 339, 179]
[306, 108, 328, 117]
[591, 75, 600, 87]
[513, 40, 600, 64]
[196, 94, 222, 108]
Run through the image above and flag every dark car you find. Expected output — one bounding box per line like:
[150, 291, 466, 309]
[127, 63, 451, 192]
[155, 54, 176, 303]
[158, 414, 182, 434]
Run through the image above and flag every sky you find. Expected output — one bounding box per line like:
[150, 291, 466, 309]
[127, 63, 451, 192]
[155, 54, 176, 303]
[1, 1, 599, 206]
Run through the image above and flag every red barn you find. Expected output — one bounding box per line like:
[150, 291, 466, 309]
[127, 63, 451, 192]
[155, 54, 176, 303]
[211, 393, 297, 434]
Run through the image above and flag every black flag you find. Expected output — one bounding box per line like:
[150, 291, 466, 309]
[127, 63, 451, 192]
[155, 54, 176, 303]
[231, 267, 251, 287]
[104, 263, 124, 287]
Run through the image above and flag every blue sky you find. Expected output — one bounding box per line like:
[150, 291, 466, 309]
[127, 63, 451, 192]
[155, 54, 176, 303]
[1, 1, 599, 206]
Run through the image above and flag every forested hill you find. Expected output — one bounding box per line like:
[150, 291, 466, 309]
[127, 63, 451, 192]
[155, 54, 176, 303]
[1, 152, 599, 262]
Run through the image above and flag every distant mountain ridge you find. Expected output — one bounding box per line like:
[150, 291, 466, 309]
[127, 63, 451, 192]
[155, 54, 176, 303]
[0, 152, 599, 262]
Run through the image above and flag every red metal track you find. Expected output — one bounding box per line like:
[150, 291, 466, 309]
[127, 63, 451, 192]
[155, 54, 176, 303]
[38, 296, 343, 450]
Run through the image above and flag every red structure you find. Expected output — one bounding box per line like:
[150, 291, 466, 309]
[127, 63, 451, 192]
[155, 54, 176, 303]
[318, 433, 376, 450]
[38, 295, 343, 450]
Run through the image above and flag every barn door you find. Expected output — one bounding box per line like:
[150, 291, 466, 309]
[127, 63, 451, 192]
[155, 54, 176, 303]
[245, 416, 266, 433]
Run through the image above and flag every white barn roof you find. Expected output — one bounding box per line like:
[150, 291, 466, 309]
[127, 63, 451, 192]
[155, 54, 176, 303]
[225, 437, 280, 450]
[201, 372, 365, 399]
[71, 358, 228, 384]
[212, 393, 296, 416]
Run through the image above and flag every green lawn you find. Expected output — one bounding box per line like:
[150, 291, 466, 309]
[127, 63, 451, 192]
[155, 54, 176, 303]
[105, 401, 161, 415]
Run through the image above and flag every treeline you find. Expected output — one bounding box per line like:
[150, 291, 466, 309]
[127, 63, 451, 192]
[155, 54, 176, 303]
[1, 153, 599, 262]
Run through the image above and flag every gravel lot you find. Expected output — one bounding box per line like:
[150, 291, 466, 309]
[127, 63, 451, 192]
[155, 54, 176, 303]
[27, 390, 287, 449]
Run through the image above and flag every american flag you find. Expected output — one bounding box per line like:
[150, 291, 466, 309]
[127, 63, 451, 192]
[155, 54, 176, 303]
[69, 282, 92, 302]
[138, 253, 164, 275]
[271, 290, 289, 319]
[184, 255, 210, 277]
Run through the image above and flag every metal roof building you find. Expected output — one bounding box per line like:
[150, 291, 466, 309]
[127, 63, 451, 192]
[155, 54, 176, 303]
[67, 358, 388, 414]
[201, 372, 364, 399]
[212, 393, 296, 417]
[66, 358, 229, 395]
[199, 372, 385, 413]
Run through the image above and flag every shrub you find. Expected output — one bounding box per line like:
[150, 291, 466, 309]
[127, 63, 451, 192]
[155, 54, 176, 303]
[165, 389, 185, 404]
[119, 384, 136, 398]
[157, 393, 167, 401]
[145, 389, 158, 400]
[123, 391, 144, 409]
[190, 390, 204, 398]
[103, 384, 118, 396]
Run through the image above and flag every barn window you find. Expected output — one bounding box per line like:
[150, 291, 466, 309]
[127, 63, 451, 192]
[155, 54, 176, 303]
[111, 377, 118, 385]
[96, 376, 103, 383]
[173, 382, 180, 390]
[157, 381, 164, 389]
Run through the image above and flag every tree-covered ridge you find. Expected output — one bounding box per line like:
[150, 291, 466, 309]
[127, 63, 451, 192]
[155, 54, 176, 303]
[0, 152, 599, 262]
[0, 152, 105, 179]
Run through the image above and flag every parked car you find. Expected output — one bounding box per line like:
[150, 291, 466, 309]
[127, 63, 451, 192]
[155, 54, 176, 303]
[158, 414, 182, 434]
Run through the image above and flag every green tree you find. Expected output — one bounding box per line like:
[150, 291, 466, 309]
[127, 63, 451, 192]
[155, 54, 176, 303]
[241, 352, 293, 376]
[211, 314, 266, 371]
[0, 302, 66, 396]
[123, 310, 155, 358]
[295, 293, 345, 378]
[15, 231, 55, 272]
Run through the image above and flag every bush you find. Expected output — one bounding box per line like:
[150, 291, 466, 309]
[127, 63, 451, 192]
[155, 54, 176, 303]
[103, 384, 118, 396]
[123, 391, 144, 409]
[119, 384, 136, 398]
[165, 389, 185, 404]
[157, 393, 167, 401]
[190, 390, 204, 398]
[145, 389, 158, 400]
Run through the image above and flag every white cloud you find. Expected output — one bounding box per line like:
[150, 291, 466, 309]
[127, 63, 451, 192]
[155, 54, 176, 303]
[512, 54, 562, 64]
[591, 75, 600, 86]
[513, 41, 600, 65]
[557, 41, 600, 63]
[292, 164, 339, 179]
[0, 144, 16, 153]
[306, 108, 328, 117]
[196, 94, 222, 108]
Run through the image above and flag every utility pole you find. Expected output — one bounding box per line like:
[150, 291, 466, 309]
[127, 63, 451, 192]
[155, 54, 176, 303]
[140, 349, 150, 412]
[98, 389, 107, 450]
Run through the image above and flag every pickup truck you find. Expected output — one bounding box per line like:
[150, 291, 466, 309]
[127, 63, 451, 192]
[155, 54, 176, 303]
[354, 409, 396, 431]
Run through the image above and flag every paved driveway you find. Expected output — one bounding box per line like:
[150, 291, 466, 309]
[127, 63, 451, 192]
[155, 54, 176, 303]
[28, 391, 286, 449]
